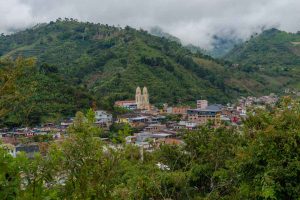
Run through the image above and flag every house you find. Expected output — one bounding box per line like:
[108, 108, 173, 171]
[115, 100, 137, 110]
[95, 110, 113, 127]
[135, 132, 172, 143]
[173, 123, 186, 130]
[144, 124, 166, 133]
[129, 116, 150, 128]
[61, 118, 74, 128]
[151, 115, 166, 123]
[171, 106, 190, 117]
[174, 121, 197, 130]
[163, 105, 190, 116]
[116, 113, 151, 128]
[117, 116, 130, 124]
[129, 116, 149, 124]
[186, 122, 197, 130]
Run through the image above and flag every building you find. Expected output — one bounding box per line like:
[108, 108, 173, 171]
[135, 86, 150, 110]
[151, 115, 166, 123]
[187, 104, 222, 125]
[61, 118, 74, 128]
[114, 100, 137, 110]
[174, 121, 197, 130]
[95, 110, 112, 122]
[135, 132, 172, 143]
[145, 124, 166, 133]
[114, 86, 150, 110]
[172, 106, 190, 115]
[95, 110, 113, 128]
[197, 100, 208, 109]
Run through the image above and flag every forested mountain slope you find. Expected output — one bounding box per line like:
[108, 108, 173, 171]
[1, 19, 283, 126]
[0, 19, 258, 106]
[0, 58, 92, 127]
[225, 28, 300, 91]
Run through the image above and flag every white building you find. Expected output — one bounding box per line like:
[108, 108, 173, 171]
[197, 100, 208, 109]
[95, 110, 113, 124]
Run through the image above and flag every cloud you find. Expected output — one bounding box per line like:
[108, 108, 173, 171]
[1, 0, 299, 48]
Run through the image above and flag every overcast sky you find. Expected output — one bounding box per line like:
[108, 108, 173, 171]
[1, 0, 299, 49]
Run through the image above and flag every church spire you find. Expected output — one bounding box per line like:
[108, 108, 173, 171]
[135, 86, 150, 110]
[135, 86, 142, 108]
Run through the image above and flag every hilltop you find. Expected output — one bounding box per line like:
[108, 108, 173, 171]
[225, 28, 300, 92]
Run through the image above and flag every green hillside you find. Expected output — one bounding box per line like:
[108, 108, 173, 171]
[0, 19, 255, 109]
[0, 58, 92, 127]
[0, 19, 269, 125]
[225, 28, 300, 91]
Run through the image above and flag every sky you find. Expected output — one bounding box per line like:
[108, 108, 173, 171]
[1, 0, 299, 49]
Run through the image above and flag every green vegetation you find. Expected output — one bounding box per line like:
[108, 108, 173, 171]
[2, 21, 300, 126]
[109, 123, 136, 143]
[1, 98, 300, 199]
[0, 57, 92, 127]
[225, 28, 300, 93]
[0, 19, 256, 110]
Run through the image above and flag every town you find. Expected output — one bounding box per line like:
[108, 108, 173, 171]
[1, 2, 299, 198]
[0, 86, 279, 157]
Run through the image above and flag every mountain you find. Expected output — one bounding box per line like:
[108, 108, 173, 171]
[225, 28, 300, 92]
[0, 19, 269, 125]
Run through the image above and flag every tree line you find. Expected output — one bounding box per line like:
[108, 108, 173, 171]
[1, 97, 300, 199]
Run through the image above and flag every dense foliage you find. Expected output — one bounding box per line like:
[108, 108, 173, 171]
[225, 28, 300, 93]
[0, 58, 92, 127]
[0, 19, 258, 109]
[1, 99, 300, 199]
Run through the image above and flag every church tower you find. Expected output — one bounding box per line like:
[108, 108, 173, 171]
[135, 86, 150, 110]
[135, 87, 142, 109]
[142, 87, 150, 110]
[143, 87, 149, 108]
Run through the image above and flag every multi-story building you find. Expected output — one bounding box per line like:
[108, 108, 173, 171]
[171, 106, 190, 115]
[197, 100, 208, 109]
[187, 104, 221, 125]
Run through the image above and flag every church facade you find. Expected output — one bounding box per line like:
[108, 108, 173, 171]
[135, 86, 150, 110]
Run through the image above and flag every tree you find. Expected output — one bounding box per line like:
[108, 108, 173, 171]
[183, 126, 242, 198]
[231, 98, 300, 199]
[0, 147, 21, 199]
[49, 109, 122, 199]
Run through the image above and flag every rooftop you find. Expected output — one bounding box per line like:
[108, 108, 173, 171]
[189, 104, 222, 112]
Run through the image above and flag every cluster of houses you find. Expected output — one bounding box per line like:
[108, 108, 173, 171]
[238, 93, 278, 107]
[1, 86, 280, 155]
[114, 96, 247, 150]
